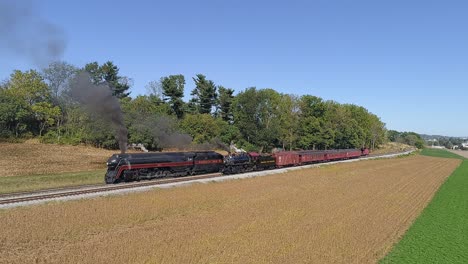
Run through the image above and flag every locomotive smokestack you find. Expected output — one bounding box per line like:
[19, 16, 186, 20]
[70, 72, 128, 153]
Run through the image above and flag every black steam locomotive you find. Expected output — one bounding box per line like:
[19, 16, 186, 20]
[105, 151, 223, 184]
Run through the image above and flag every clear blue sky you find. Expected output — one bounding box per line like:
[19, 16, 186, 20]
[1, 0, 467, 137]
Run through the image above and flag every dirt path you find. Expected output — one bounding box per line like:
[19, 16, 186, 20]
[0, 155, 460, 263]
[449, 149, 468, 158]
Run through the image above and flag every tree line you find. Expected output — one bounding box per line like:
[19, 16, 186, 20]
[0, 61, 387, 152]
[387, 130, 425, 149]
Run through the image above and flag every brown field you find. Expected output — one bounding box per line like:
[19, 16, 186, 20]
[0, 140, 116, 176]
[0, 155, 460, 264]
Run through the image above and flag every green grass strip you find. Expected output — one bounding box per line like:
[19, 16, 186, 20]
[0, 170, 105, 194]
[420, 148, 465, 159]
[381, 151, 468, 263]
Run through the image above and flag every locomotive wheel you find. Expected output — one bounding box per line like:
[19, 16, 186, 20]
[155, 170, 163, 178]
[105, 174, 116, 184]
[222, 168, 229, 175]
[105, 170, 119, 184]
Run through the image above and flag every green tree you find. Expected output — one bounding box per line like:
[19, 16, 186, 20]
[180, 114, 221, 143]
[42, 61, 77, 98]
[83, 61, 131, 98]
[232, 87, 281, 151]
[0, 90, 30, 137]
[217, 86, 235, 122]
[389, 130, 424, 149]
[1, 70, 52, 137]
[5, 70, 50, 106]
[41, 61, 78, 141]
[368, 114, 386, 150]
[31, 102, 61, 136]
[278, 94, 300, 150]
[297, 95, 329, 150]
[121, 95, 169, 117]
[387, 130, 400, 142]
[160, 75, 185, 119]
[190, 74, 217, 114]
[399, 132, 425, 149]
[179, 114, 239, 145]
[325, 102, 363, 149]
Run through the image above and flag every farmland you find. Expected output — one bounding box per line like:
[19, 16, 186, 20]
[381, 149, 467, 263]
[0, 155, 459, 263]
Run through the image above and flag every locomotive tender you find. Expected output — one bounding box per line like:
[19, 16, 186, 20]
[105, 148, 369, 184]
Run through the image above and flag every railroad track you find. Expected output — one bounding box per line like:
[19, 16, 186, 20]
[0, 183, 106, 199]
[0, 150, 416, 208]
[0, 173, 221, 207]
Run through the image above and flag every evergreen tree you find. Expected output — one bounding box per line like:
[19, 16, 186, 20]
[190, 74, 217, 114]
[160, 74, 185, 119]
[217, 86, 234, 122]
[83, 61, 131, 98]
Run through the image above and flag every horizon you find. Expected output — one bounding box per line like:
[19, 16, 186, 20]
[1, 0, 467, 137]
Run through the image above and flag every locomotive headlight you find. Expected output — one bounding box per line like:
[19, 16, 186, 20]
[107, 159, 118, 166]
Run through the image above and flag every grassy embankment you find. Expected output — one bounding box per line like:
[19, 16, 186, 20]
[381, 148, 468, 263]
[0, 171, 104, 194]
[0, 142, 113, 193]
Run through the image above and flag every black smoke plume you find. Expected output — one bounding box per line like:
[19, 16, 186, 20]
[70, 72, 128, 153]
[0, 0, 66, 67]
[131, 115, 192, 149]
[191, 138, 230, 152]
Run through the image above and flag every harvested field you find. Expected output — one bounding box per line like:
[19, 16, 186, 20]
[0, 141, 116, 177]
[0, 155, 460, 264]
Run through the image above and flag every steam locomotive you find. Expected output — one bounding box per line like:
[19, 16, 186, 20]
[105, 148, 369, 184]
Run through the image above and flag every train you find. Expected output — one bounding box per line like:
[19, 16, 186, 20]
[105, 148, 370, 184]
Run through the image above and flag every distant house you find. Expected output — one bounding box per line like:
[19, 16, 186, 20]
[462, 142, 468, 149]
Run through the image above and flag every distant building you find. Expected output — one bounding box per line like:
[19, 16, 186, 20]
[426, 139, 438, 147]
